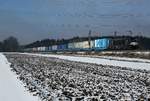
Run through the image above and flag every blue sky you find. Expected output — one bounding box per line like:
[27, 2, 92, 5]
[0, 0, 150, 44]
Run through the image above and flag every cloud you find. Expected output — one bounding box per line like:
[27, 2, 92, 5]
[0, 0, 150, 44]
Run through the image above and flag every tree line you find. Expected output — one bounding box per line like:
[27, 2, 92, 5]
[0, 36, 19, 52]
[0, 35, 150, 52]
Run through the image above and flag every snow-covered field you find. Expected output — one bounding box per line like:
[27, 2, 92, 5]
[4, 53, 150, 101]
[97, 51, 150, 59]
[88, 55, 150, 63]
[0, 53, 39, 101]
[22, 53, 150, 70]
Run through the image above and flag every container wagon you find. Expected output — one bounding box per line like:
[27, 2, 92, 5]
[57, 44, 68, 51]
[94, 38, 110, 50]
[52, 45, 57, 51]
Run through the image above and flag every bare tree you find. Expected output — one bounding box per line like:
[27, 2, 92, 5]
[3, 36, 19, 52]
[0, 42, 2, 51]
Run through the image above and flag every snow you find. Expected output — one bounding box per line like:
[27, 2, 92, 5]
[100, 51, 150, 56]
[22, 53, 150, 71]
[100, 51, 150, 54]
[90, 56, 150, 63]
[0, 53, 39, 101]
[6, 53, 150, 100]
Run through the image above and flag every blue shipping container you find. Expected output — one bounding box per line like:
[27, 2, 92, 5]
[48, 46, 52, 51]
[94, 38, 109, 49]
[57, 44, 68, 50]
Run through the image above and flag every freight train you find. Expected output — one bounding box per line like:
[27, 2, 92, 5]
[24, 37, 139, 52]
